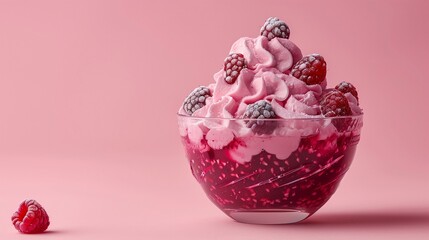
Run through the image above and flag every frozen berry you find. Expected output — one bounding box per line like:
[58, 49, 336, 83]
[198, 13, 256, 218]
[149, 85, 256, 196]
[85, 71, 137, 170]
[335, 81, 358, 101]
[11, 199, 50, 234]
[224, 53, 247, 84]
[243, 100, 277, 134]
[320, 90, 352, 117]
[260, 17, 290, 40]
[183, 86, 211, 115]
[291, 54, 327, 85]
[244, 100, 276, 119]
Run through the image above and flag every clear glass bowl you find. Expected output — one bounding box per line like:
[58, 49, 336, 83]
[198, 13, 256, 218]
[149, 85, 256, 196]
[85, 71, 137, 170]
[178, 114, 363, 224]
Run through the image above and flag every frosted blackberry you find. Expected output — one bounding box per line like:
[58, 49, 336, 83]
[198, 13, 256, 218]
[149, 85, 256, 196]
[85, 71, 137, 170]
[224, 53, 247, 84]
[260, 17, 290, 41]
[183, 86, 211, 115]
[243, 100, 277, 134]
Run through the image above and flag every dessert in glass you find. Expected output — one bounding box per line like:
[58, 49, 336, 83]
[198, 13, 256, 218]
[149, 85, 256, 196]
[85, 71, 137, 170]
[178, 17, 363, 224]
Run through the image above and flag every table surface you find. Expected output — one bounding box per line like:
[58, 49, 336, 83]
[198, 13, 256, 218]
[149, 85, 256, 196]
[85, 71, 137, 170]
[1, 0, 429, 239]
[1, 154, 428, 240]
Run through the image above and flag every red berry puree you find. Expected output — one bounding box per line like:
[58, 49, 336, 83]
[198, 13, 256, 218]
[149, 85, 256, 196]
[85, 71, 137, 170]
[181, 120, 361, 221]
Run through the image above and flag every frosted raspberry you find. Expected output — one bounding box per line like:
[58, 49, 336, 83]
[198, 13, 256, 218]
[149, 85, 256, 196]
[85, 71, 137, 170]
[224, 53, 247, 84]
[335, 81, 359, 101]
[291, 54, 327, 85]
[11, 199, 50, 234]
[320, 90, 352, 117]
[260, 17, 290, 40]
[243, 100, 277, 134]
[183, 86, 211, 115]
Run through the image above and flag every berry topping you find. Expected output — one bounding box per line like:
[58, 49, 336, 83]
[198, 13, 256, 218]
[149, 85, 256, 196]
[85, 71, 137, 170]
[260, 17, 290, 40]
[320, 90, 352, 117]
[335, 81, 359, 101]
[243, 100, 277, 134]
[183, 86, 212, 115]
[224, 53, 247, 84]
[291, 54, 327, 85]
[11, 199, 50, 234]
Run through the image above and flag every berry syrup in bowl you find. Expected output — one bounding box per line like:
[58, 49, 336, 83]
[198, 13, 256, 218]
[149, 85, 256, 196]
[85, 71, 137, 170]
[178, 114, 362, 224]
[178, 17, 363, 224]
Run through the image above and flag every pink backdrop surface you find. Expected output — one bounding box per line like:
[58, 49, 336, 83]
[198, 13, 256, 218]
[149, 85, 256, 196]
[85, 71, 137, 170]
[1, 0, 428, 239]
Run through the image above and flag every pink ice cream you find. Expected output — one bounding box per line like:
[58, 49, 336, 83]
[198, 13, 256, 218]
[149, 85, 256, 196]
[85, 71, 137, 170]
[178, 35, 362, 163]
[181, 36, 324, 119]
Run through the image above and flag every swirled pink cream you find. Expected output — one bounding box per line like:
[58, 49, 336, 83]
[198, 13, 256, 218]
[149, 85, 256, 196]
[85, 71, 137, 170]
[179, 35, 363, 163]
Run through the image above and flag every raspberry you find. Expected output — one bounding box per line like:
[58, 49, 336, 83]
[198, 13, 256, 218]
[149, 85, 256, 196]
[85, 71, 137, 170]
[224, 53, 247, 84]
[260, 17, 290, 41]
[335, 81, 359, 101]
[183, 86, 212, 115]
[243, 100, 277, 134]
[11, 199, 50, 234]
[291, 54, 327, 85]
[320, 89, 352, 117]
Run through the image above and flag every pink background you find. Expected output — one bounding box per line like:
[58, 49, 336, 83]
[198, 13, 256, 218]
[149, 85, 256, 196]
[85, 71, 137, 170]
[1, 0, 428, 239]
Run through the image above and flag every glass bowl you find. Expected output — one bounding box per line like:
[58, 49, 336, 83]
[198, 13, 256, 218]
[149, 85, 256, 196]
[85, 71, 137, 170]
[178, 114, 363, 224]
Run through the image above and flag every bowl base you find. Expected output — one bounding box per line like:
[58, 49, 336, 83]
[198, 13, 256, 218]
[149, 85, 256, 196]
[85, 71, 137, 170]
[225, 209, 310, 224]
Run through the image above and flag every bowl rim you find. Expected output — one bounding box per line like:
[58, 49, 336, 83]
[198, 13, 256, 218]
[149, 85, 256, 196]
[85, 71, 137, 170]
[177, 112, 363, 121]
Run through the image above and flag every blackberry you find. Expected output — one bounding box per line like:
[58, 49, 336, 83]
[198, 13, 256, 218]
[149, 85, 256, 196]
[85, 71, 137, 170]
[243, 100, 277, 134]
[224, 53, 247, 84]
[260, 17, 290, 41]
[183, 86, 211, 115]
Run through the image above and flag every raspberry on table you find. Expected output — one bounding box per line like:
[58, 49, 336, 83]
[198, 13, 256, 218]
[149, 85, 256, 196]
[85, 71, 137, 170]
[183, 86, 212, 115]
[243, 100, 277, 134]
[224, 53, 247, 84]
[320, 89, 352, 117]
[260, 17, 290, 40]
[335, 81, 359, 101]
[291, 54, 327, 85]
[11, 199, 50, 234]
